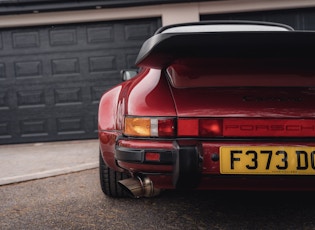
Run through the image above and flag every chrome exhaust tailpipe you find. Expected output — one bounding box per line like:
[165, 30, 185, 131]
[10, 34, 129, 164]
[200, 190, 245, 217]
[118, 176, 160, 198]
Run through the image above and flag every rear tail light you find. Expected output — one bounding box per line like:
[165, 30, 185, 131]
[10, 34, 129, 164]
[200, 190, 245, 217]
[177, 118, 223, 137]
[199, 119, 223, 136]
[124, 116, 175, 137]
[125, 117, 315, 138]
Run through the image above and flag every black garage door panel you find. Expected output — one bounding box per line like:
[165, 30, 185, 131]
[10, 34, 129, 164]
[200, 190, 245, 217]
[0, 18, 161, 144]
[201, 7, 315, 30]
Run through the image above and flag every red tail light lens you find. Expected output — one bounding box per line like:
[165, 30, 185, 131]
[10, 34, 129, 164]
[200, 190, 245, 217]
[145, 152, 161, 162]
[158, 119, 176, 137]
[177, 119, 199, 136]
[199, 119, 223, 136]
[177, 118, 223, 137]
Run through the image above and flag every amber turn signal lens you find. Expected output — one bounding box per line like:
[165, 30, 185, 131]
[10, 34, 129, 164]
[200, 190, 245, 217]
[124, 116, 175, 137]
[124, 117, 151, 136]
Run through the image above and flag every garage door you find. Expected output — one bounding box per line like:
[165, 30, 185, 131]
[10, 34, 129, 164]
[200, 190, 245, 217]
[0, 18, 161, 144]
[201, 7, 315, 30]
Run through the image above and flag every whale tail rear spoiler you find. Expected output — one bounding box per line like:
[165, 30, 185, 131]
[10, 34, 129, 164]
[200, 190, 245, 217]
[135, 21, 315, 69]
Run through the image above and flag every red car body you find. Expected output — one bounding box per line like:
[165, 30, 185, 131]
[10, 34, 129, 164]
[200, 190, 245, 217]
[98, 21, 315, 198]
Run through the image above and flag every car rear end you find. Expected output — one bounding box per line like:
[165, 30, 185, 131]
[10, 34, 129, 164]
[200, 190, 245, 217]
[100, 21, 315, 198]
[117, 56, 315, 192]
[173, 56, 315, 190]
[170, 83, 315, 190]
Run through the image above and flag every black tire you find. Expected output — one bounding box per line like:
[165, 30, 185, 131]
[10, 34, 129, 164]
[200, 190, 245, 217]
[99, 151, 130, 198]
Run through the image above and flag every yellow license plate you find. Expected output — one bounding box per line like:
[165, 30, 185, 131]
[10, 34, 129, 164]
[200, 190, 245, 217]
[220, 146, 315, 175]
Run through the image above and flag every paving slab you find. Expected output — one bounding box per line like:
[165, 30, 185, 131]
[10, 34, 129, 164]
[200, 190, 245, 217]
[0, 139, 99, 185]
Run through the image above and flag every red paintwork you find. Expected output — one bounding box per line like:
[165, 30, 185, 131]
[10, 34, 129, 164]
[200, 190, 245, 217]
[98, 68, 176, 171]
[125, 69, 176, 116]
[98, 58, 315, 191]
[167, 58, 315, 87]
[171, 87, 315, 118]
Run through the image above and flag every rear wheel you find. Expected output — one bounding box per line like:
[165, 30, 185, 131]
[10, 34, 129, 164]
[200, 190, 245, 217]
[99, 151, 130, 198]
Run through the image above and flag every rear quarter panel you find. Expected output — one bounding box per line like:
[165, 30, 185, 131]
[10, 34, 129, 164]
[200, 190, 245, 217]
[125, 69, 176, 116]
[98, 68, 177, 171]
[98, 84, 124, 171]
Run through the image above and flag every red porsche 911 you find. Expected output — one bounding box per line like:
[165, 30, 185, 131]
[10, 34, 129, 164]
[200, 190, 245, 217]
[98, 20, 315, 198]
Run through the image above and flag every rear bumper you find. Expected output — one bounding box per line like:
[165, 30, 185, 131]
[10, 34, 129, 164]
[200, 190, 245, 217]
[116, 141, 202, 188]
[115, 146, 174, 165]
[114, 138, 315, 190]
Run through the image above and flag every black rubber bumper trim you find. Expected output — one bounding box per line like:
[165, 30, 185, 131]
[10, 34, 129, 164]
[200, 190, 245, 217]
[116, 144, 203, 189]
[115, 146, 173, 164]
[172, 145, 202, 189]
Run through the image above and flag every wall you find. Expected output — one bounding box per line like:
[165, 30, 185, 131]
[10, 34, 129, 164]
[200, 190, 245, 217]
[0, 0, 315, 28]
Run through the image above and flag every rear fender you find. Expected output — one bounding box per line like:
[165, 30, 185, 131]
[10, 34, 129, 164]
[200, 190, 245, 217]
[125, 69, 176, 116]
[98, 85, 125, 171]
[98, 70, 148, 171]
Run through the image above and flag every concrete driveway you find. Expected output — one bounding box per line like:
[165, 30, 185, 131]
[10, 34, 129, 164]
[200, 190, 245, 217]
[0, 139, 99, 185]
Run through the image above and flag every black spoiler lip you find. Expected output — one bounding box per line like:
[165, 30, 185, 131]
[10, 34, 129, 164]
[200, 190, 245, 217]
[135, 31, 315, 69]
[154, 20, 294, 34]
